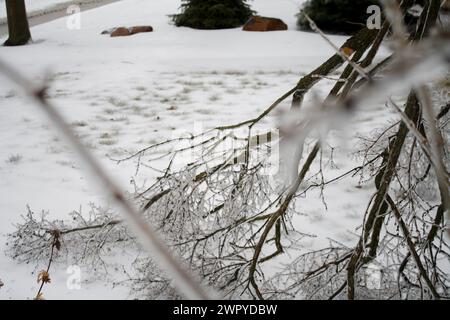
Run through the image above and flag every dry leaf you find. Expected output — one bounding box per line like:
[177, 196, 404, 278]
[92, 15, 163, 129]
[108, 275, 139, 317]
[341, 47, 355, 57]
[35, 292, 45, 300]
[37, 270, 51, 284]
[50, 229, 61, 239]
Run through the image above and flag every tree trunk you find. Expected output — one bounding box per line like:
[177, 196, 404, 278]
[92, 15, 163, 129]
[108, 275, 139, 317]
[4, 0, 31, 46]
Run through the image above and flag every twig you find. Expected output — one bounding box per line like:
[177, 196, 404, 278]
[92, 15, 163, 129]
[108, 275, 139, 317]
[301, 11, 370, 81]
[416, 86, 450, 234]
[35, 230, 60, 300]
[0, 58, 213, 300]
[386, 194, 441, 299]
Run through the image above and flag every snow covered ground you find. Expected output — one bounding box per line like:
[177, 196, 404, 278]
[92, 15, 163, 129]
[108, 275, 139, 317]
[0, 0, 115, 20]
[0, 0, 75, 17]
[0, 0, 396, 299]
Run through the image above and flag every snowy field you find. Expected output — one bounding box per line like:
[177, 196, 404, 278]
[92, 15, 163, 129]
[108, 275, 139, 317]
[0, 0, 398, 299]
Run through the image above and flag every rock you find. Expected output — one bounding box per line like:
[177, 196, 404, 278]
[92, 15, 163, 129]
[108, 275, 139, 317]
[243, 16, 287, 32]
[130, 26, 153, 35]
[110, 27, 131, 37]
[102, 26, 153, 37]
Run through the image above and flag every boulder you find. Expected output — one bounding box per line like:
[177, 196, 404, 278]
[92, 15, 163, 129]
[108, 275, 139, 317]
[110, 27, 131, 37]
[130, 26, 153, 34]
[243, 16, 287, 32]
[102, 26, 153, 37]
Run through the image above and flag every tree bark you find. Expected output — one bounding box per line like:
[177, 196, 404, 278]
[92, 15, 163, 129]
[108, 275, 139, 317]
[346, 0, 442, 300]
[4, 0, 31, 46]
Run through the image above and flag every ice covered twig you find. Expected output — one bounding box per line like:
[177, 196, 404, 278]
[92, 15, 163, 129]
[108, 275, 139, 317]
[0, 58, 214, 300]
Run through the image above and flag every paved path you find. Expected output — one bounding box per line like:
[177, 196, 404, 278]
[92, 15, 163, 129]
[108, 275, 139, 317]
[0, 0, 120, 36]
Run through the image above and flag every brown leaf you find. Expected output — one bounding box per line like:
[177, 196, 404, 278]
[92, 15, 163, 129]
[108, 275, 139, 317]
[50, 229, 61, 240]
[341, 47, 355, 57]
[37, 270, 51, 284]
[35, 292, 45, 300]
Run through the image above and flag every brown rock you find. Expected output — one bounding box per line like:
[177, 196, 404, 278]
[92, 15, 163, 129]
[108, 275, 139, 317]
[243, 16, 288, 32]
[110, 27, 131, 37]
[130, 26, 153, 35]
[102, 26, 153, 37]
